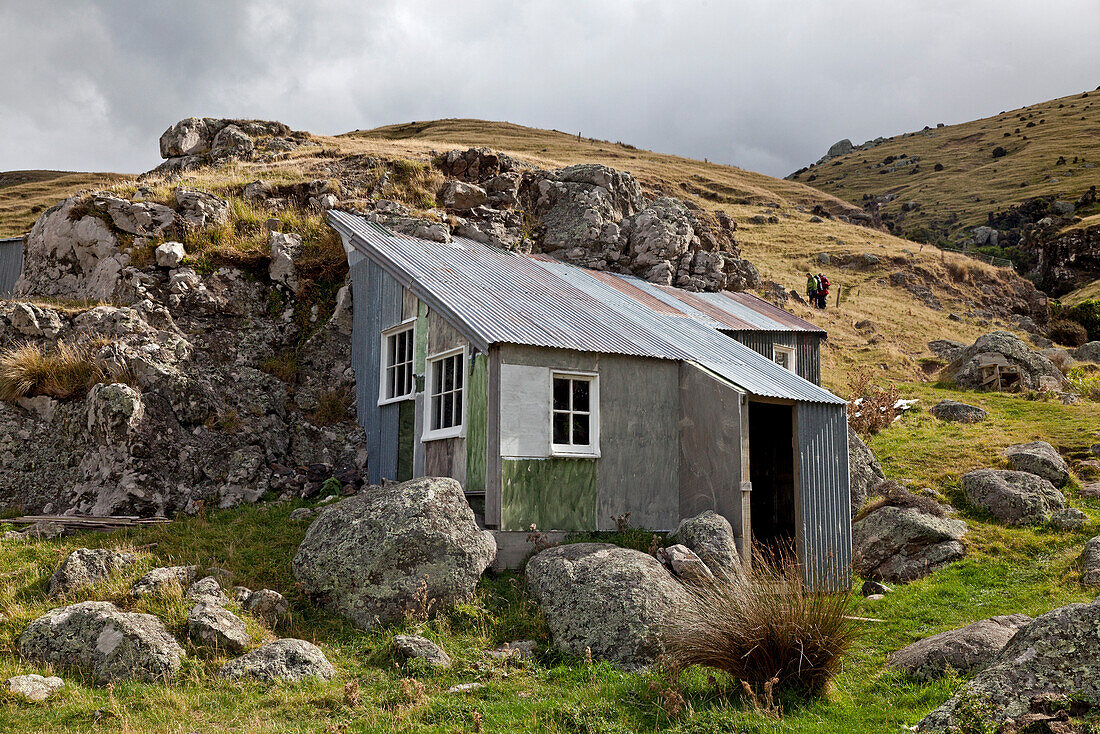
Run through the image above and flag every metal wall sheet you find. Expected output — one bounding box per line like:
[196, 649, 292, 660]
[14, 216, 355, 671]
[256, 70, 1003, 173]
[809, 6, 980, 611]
[0, 238, 24, 298]
[796, 402, 852, 591]
[730, 331, 822, 386]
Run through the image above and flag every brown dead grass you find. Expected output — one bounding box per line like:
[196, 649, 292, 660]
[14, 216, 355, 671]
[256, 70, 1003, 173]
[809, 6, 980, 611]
[0, 341, 104, 401]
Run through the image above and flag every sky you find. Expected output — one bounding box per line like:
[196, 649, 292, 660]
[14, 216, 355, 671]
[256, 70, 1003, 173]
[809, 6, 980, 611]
[1, 1, 1098, 178]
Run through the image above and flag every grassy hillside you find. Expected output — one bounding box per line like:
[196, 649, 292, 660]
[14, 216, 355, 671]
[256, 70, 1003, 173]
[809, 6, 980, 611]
[788, 89, 1100, 245]
[0, 171, 129, 237]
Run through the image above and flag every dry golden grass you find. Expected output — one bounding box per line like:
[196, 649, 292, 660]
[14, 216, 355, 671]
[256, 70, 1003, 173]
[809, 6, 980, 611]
[1064, 279, 1100, 305]
[0, 341, 104, 401]
[0, 170, 129, 236]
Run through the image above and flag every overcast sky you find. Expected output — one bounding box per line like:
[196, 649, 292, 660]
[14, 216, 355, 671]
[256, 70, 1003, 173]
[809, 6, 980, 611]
[2, 1, 1097, 178]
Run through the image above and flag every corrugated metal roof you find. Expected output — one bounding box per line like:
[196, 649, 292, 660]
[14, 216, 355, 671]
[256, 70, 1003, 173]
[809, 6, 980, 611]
[329, 211, 844, 405]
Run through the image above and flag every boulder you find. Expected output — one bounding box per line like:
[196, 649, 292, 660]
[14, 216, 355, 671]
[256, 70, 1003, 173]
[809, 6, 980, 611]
[188, 601, 251, 654]
[130, 565, 201, 598]
[963, 469, 1065, 525]
[1080, 536, 1100, 585]
[655, 544, 714, 584]
[268, 231, 303, 290]
[944, 332, 1066, 392]
[826, 139, 854, 158]
[218, 639, 334, 683]
[852, 505, 967, 583]
[18, 601, 185, 683]
[928, 339, 967, 362]
[848, 432, 886, 514]
[243, 589, 289, 625]
[888, 614, 1032, 681]
[931, 400, 989, 424]
[155, 241, 187, 268]
[392, 634, 452, 668]
[525, 543, 688, 667]
[439, 181, 489, 210]
[1050, 508, 1087, 532]
[1003, 441, 1070, 487]
[291, 477, 496, 629]
[48, 548, 136, 597]
[5, 674, 65, 702]
[93, 195, 176, 237]
[187, 576, 227, 606]
[666, 510, 742, 580]
[160, 117, 221, 157]
[918, 600, 1100, 731]
[1074, 341, 1100, 363]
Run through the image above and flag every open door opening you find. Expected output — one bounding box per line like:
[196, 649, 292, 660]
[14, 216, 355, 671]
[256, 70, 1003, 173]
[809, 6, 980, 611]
[748, 401, 796, 552]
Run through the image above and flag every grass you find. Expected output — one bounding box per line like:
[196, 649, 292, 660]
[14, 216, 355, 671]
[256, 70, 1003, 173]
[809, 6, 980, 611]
[0, 341, 105, 401]
[0, 171, 129, 237]
[0, 386, 1095, 732]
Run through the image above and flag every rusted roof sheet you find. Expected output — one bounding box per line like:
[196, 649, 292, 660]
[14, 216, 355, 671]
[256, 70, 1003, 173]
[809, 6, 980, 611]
[328, 211, 843, 404]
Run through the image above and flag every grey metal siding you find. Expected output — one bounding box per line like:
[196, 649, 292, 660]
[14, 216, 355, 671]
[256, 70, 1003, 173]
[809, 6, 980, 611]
[0, 238, 24, 298]
[729, 331, 821, 386]
[796, 402, 852, 591]
[350, 258, 404, 484]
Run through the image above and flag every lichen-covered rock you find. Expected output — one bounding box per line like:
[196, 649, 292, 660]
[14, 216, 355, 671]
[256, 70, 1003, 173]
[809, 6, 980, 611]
[943, 332, 1066, 391]
[155, 241, 187, 268]
[175, 188, 230, 229]
[1050, 507, 1087, 532]
[268, 231, 303, 290]
[667, 510, 742, 580]
[5, 674, 65, 701]
[655, 544, 714, 584]
[243, 589, 289, 625]
[852, 505, 966, 583]
[1080, 536, 1100, 585]
[888, 615, 1032, 681]
[1003, 441, 1070, 488]
[963, 469, 1064, 525]
[393, 634, 452, 668]
[18, 601, 185, 683]
[848, 431, 886, 513]
[218, 638, 334, 682]
[130, 565, 201, 598]
[188, 601, 251, 653]
[439, 181, 488, 210]
[187, 576, 227, 606]
[931, 399, 989, 424]
[525, 543, 688, 667]
[918, 600, 1100, 731]
[291, 477, 496, 629]
[1074, 341, 1100, 363]
[48, 548, 136, 597]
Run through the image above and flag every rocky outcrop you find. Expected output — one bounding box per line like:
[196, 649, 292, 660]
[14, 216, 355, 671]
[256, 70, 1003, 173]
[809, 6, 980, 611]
[48, 548, 135, 597]
[666, 510, 742, 580]
[18, 601, 185, 683]
[918, 600, 1100, 731]
[848, 432, 886, 514]
[292, 477, 496, 629]
[963, 469, 1065, 525]
[1051, 508, 1087, 531]
[219, 639, 335, 683]
[157, 118, 299, 173]
[852, 505, 967, 583]
[1036, 223, 1100, 296]
[526, 543, 688, 668]
[931, 399, 989, 423]
[187, 576, 227, 606]
[1004, 441, 1070, 487]
[943, 332, 1066, 392]
[393, 635, 452, 669]
[888, 615, 1032, 681]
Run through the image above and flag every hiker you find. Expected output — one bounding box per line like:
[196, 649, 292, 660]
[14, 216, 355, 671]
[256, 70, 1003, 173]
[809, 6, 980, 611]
[816, 273, 830, 309]
[806, 273, 818, 306]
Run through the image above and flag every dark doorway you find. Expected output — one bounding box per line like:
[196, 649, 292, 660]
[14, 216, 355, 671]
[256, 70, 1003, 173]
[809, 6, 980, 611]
[748, 401, 796, 550]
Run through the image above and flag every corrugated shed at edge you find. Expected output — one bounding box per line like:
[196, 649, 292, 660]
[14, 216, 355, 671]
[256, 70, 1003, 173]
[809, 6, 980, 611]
[0, 237, 24, 298]
[797, 402, 852, 591]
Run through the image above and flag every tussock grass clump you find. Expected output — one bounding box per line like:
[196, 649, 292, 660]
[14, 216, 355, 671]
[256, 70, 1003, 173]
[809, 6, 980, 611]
[311, 386, 353, 425]
[0, 341, 104, 401]
[855, 479, 945, 521]
[663, 546, 858, 699]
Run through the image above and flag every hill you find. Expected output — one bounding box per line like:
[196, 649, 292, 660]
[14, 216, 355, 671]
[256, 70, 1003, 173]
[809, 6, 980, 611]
[0, 170, 128, 237]
[787, 89, 1100, 250]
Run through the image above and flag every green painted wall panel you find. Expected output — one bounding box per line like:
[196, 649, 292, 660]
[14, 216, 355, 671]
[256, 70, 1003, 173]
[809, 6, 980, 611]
[397, 400, 415, 482]
[501, 458, 598, 531]
[414, 301, 428, 376]
[465, 353, 488, 493]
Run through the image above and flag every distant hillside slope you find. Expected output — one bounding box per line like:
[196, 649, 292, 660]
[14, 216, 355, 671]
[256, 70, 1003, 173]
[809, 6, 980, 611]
[0, 170, 129, 236]
[787, 89, 1100, 246]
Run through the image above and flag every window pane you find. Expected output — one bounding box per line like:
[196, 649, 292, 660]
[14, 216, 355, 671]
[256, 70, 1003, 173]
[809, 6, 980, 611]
[442, 390, 453, 427]
[453, 389, 462, 425]
[387, 366, 396, 399]
[442, 359, 453, 392]
[553, 412, 570, 444]
[433, 361, 443, 394]
[454, 356, 463, 389]
[431, 394, 441, 430]
[553, 378, 569, 411]
[573, 414, 590, 445]
[573, 379, 589, 412]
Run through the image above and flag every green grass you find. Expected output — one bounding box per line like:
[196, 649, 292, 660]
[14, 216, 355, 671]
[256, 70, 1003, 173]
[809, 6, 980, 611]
[0, 386, 1098, 732]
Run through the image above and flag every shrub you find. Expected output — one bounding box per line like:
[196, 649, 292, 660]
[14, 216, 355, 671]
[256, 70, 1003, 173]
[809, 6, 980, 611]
[933, 163, 944, 171]
[1061, 300, 1100, 342]
[1048, 318, 1088, 347]
[663, 545, 857, 698]
[0, 341, 104, 401]
[1067, 365, 1100, 402]
[992, 146, 1008, 158]
[847, 369, 900, 435]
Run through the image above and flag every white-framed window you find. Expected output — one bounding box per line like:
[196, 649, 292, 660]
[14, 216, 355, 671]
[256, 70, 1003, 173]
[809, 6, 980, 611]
[424, 346, 466, 440]
[379, 320, 416, 405]
[550, 371, 600, 457]
[773, 344, 797, 373]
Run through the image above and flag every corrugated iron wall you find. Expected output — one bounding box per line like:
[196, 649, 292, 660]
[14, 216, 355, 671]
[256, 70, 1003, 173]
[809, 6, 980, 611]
[350, 258, 405, 484]
[730, 331, 821, 385]
[796, 402, 852, 591]
[0, 238, 23, 298]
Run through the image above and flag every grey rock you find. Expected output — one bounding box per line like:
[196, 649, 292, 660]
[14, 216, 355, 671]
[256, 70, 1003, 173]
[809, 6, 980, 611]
[667, 510, 742, 580]
[393, 634, 452, 668]
[439, 180, 488, 210]
[826, 139, 854, 158]
[656, 544, 714, 584]
[232, 586, 253, 605]
[1004, 441, 1070, 487]
[160, 117, 221, 157]
[175, 188, 230, 229]
[963, 469, 1064, 525]
[243, 589, 289, 625]
[1081, 536, 1100, 585]
[888, 615, 1032, 681]
[188, 601, 251, 654]
[1050, 508, 1087, 532]
[130, 565, 201, 598]
[289, 508, 315, 522]
[94, 195, 176, 237]
[155, 241, 187, 268]
[219, 638, 334, 682]
[928, 339, 967, 361]
[848, 431, 886, 514]
[187, 576, 227, 606]
[5, 674, 64, 701]
[1074, 341, 1100, 363]
[292, 477, 496, 629]
[268, 231, 303, 290]
[931, 399, 989, 423]
[852, 505, 967, 583]
[18, 601, 185, 683]
[526, 543, 688, 667]
[48, 548, 136, 597]
[447, 682, 485, 693]
[944, 332, 1066, 392]
[918, 600, 1100, 730]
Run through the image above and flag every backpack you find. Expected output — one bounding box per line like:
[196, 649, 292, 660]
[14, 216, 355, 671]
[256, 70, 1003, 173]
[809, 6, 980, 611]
[818, 274, 830, 294]
[806, 274, 818, 296]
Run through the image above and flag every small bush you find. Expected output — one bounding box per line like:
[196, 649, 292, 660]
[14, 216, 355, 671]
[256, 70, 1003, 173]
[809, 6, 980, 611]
[1049, 318, 1088, 347]
[847, 369, 900, 435]
[1067, 365, 1100, 402]
[0, 341, 104, 401]
[311, 386, 353, 425]
[1061, 300, 1100, 342]
[663, 545, 857, 698]
[992, 146, 1008, 158]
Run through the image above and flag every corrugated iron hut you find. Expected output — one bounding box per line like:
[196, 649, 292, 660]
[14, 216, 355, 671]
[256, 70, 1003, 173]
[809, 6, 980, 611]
[328, 211, 850, 587]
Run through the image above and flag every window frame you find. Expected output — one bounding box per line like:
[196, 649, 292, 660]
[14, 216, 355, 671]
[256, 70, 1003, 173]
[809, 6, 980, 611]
[772, 344, 797, 374]
[423, 345, 468, 442]
[549, 370, 600, 458]
[378, 318, 417, 406]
